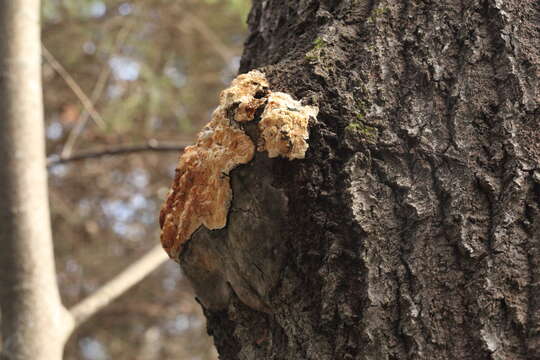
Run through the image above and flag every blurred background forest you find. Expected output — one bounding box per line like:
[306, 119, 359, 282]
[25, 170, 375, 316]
[42, 0, 249, 358]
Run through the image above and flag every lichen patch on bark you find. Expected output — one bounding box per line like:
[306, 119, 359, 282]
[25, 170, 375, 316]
[160, 70, 318, 260]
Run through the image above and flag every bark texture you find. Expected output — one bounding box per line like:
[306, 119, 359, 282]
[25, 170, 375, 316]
[179, 0, 540, 359]
[0, 1, 73, 359]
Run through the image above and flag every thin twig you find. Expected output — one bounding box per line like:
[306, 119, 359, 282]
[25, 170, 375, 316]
[47, 141, 188, 168]
[180, 11, 236, 64]
[61, 19, 137, 158]
[42, 46, 106, 129]
[70, 244, 169, 327]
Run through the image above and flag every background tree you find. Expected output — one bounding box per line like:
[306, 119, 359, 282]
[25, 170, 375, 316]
[175, 0, 540, 359]
[0, 1, 73, 359]
[1, 0, 250, 359]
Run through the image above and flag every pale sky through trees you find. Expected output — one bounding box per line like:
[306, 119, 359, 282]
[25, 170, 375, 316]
[38, 0, 249, 359]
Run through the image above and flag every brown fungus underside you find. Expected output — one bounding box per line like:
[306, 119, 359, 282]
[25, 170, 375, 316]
[159, 70, 318, 260]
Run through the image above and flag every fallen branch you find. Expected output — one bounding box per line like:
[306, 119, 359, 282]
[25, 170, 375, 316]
[47, 141, 187, 168]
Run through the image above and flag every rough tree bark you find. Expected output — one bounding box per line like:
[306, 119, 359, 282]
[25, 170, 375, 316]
[174, 0, 540, 359]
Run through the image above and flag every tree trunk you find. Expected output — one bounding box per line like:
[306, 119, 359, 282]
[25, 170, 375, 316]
[0, 1, 73, 359]
[177, 0, 540, 359]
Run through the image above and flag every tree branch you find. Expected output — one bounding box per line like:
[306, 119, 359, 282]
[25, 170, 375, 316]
[42, 45, 106, 130]
[47, 141, 187, 168]
[180, 11, 235, 64]
[69, 244, 169, 327]
[60, 18, 137, 158]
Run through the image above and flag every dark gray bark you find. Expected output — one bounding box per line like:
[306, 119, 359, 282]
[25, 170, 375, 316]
[179, 0, 540, 359]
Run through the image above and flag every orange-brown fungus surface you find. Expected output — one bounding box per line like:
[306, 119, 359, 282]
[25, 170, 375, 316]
[160, 70, 318, 260]
[258, 92, 318, 159]
[220, 70, 268, 122]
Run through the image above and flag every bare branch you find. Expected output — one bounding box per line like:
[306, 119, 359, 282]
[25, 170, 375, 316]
[69, 244, 169, 327]
[47, 141, 187, 168]
[42, 46, 106, 129]
[180, 11, 235, 64]
[61, 19, 136, 158]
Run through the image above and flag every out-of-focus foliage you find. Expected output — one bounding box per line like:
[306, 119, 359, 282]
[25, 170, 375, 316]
[204, 0, 251, 22]
[42, 0, 249, 359]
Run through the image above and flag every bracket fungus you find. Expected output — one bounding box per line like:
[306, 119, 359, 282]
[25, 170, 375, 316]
[160, 70, 318, 261]
[258, 92, 318, 160]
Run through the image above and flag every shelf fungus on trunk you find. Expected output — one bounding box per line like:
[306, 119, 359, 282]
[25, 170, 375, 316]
[258, 92, 318, 160]
[159, 70, 318, 261]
